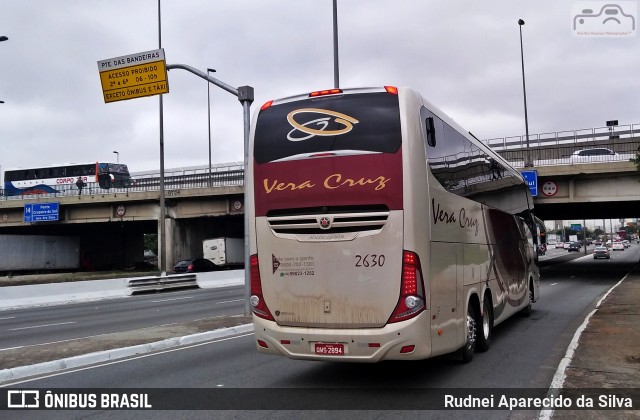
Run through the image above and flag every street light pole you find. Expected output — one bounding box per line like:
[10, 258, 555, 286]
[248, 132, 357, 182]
[518, 19, 532, 167]
[333, 0, 340, 88]
[207, 68, 216, 187]
[158, 0, 168, 275]
[1, 37, 7, 105]
[112, 151, 119, 163]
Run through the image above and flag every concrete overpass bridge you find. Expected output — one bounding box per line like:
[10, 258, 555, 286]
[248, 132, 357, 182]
[531, 161, 640, 220]
[1, 123, 639, 270]
[484, 122, 640, 220]
[0, 169, 244, 271]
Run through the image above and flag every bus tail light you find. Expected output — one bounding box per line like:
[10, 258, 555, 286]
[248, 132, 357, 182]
[388, 251, 426, 323]
[250, 254, 275, 321]
[384, 86, 398, 95]
[309, 88, 343, 97]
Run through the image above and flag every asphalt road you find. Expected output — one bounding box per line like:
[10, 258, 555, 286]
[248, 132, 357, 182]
[4, 245, 637, 419]
[0, 286, 245, 349]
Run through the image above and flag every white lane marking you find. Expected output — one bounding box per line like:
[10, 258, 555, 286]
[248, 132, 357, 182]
[9, 321, 75, 331]
[151, 296, 194, 303]
[151, 297, 244, 304]
[0, 316, 16, 320]
[0, 315, 241, 352]
[216, 299, 244, 304]
[538, 272, 630, 420]
[1, 332, 255, 386]
[550, 283, 558, 286]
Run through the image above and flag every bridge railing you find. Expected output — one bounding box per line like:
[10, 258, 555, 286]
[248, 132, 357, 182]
[2, 123, 640, 199]
[499, 140, 639, 168]
[484, 123, 640, 150]
[0, 169, 245, 201]
[132, 169, 244, 190]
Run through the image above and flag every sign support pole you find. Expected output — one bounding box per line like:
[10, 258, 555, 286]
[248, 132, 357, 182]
[166, 64, 254, 315]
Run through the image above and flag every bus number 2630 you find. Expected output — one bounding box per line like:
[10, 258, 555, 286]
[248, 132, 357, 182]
[355, 254, 385, 267]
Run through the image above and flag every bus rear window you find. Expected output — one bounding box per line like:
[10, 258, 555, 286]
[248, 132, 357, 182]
[254, 92, 401, 164]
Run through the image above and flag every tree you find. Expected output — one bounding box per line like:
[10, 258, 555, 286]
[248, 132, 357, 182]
[144, 234, 158, 255]
[632, 150, 640, 173]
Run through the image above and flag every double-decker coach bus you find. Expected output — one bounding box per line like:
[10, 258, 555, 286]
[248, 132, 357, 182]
[4, 162, 132, 196]
[248, 86, 540, 362]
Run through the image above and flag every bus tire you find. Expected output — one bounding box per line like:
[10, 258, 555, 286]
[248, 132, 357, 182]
[461, 304, 476, 363]
[476, 297, 493, 352]
[521, 278, 534, 317]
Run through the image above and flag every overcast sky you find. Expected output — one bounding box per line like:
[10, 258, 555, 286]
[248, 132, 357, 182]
[1, 1, 639, 176]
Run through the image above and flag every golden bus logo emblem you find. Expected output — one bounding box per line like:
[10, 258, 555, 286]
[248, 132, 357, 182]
[286, 108, 359, 142]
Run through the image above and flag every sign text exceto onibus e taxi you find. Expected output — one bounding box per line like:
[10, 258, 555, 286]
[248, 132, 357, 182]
[97, 48, 169, 103]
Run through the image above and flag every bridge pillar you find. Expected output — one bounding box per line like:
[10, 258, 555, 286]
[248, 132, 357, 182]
[158, 216, 176, 274]
[158, 213, 244, 272]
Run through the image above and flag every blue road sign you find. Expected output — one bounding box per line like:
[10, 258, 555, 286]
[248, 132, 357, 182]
[24, 202, 59, 222]
[521, 170, 538, 197]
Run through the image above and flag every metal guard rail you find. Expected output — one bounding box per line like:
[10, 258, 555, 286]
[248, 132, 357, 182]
[127, 274, 199, 295]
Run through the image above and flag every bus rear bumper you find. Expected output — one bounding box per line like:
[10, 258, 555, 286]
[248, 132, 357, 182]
[252, 312, 432, 362]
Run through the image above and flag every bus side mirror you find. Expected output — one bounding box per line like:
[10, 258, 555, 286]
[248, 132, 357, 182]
[426, 117, 436, 147]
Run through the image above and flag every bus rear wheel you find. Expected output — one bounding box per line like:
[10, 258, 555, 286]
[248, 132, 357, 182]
[461, 304, 476, 363]
[476, 298, 493, 352]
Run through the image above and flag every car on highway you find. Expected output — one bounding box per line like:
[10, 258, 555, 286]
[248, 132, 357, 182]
[568, 147, 635, 164]
[555, 242, 565, 249]
[593, 246, 611, 259]
[526, 147, 634, 167]
[563, 242, 571, 249]
[568, 242, 581, 252]
[611, 242, 625, 251]
[173, 258, 217, 273]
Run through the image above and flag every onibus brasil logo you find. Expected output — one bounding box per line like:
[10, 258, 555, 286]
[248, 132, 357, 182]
[286, 108, 359, 141]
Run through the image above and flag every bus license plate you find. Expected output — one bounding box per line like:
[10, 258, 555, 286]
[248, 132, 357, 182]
[314, 343, 345, 355]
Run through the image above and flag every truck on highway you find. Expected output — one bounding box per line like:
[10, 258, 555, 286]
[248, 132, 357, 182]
[202, 237, 244, 269]
[0, 234, 80, 273]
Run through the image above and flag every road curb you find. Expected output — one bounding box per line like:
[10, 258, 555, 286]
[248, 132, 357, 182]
[0, 323, 254, 384]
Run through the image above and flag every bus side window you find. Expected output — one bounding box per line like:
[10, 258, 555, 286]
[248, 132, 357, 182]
[426, 117, 436, 147]
[36, 168, 50, 179]
[5, 171, 22, 182]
